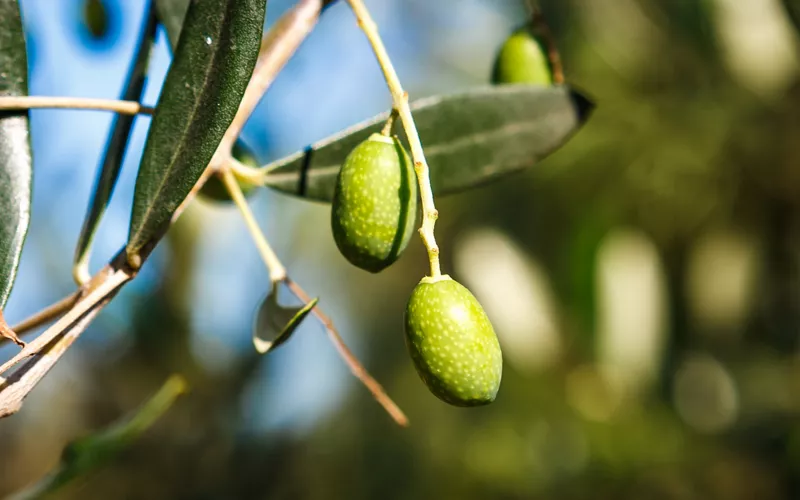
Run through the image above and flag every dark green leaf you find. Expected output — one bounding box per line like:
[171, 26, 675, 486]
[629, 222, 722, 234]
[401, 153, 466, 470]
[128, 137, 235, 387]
[262, 85, 593, 202]
[154, 0, 189, 49]
[0, 0, 32, 309]
[253, 281, 318, 354]
[12, 375, 187, 499]
[74, 6, 157, 281]
[127, 0, 266, 260]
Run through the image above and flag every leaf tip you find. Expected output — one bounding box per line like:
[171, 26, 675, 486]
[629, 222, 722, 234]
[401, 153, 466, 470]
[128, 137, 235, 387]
[567, 86, 595, 124]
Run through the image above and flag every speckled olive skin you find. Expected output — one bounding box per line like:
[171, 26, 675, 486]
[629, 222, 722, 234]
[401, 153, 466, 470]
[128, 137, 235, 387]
[331, 133, 418, 273]
[492, 28, 552, 86]
[404, 275, 503, 406]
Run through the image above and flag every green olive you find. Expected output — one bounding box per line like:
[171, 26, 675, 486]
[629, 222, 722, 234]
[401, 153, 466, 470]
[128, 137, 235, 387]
[199, 142, 259, 203]
[492, 27, 553, 86]
[404, 275, 503, 406]
[331, 133, 418, 273]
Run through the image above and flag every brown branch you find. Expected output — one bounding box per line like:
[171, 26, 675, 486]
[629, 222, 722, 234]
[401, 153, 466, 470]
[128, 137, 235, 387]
[0, 310, 25, 347]
[529, 5, 564, 85]
[214, 0, 326, 161]
[172, 167, 215, 223]
[0, 306, 100, 418]
[0, 258, 133, 417]
[0, 0, 332, 419]
[0, 257, 133, 376]
[285, 278, 409, 427]
[0, 291, 82, 347]
[171, 0, 326, 219]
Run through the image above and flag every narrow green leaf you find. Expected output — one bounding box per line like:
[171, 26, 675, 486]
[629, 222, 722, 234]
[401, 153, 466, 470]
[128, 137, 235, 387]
[253, 281, 318, 354]
[154, 0, 189, 49]
[10, 375, 188, 500]
[74, 6, 157, 282]
[263, 85, 593, 202]
[0, 0, 33, 309]
[127, 0, 266, 260]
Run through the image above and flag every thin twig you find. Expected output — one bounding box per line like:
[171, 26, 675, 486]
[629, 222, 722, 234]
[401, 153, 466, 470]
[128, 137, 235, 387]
[0, 310, 24, 347]
[221, 168, 287, 282]
[529, 6, 564, 85]
[0, 261, 132, 417]
[171, 167, 215, 224]
[224, 166, 407, 426]
[0, 96, 154, 116]
[0, 306, 101, 419]
[73, 5, 159, 287]
[0, 291, 82, 347]
[0, 0, 331, 419]
[285, 278, 409, 427]
[214, 0, 326, 163]
[345, 0, 442, 278]
[0, 263, 132, 376]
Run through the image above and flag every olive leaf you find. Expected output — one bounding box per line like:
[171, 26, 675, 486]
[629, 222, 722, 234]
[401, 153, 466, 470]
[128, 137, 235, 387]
[0, 0, 33, 311]
[253, 281, 318, 354]
[10, 375, 188, 500]
[127, 0, 266, 260]
[262, 84, 593, 202]
[74, 6, 157, 282]
[154, 0, 190, 49]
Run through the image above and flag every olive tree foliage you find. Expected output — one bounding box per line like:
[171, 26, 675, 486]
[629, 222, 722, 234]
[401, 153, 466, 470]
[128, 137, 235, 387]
[0, 0, 594, 495]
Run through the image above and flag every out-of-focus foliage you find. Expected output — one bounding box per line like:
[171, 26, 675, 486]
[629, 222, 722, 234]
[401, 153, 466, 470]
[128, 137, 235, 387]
[2, 0, 800, 499]
[10, 376, 187, 500]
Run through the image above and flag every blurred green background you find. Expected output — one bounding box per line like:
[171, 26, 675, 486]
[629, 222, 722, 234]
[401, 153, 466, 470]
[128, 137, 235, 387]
[3, 0, 800, 498]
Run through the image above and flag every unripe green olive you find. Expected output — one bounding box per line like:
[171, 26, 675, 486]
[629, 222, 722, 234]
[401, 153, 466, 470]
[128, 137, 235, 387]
[492, 28, 553, 86]
[199, 142, 259, 203]
[404, 275, 503, 406]
[331, 133, 418, 273]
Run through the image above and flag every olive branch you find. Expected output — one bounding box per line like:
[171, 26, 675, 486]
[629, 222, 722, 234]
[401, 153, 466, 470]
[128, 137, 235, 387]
[0, 0, 410, 427]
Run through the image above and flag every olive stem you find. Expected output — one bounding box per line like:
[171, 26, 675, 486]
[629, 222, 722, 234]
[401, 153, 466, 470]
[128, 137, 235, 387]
[345, 0, 442, 278]
[222, 167, 409, 427]
[220, 168, 287, 283]
[284, 278, 409, 427]
[380, 108, 398, 136]
[229, 157, 267, 186]
[0, 96, 154, 115]
[525, 2, 565, 85]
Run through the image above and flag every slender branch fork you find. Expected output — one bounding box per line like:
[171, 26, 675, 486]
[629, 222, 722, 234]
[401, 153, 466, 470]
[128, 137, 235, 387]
[524, 2, 565, 85]
[221, 168, 287, 283]
[0, 0, 408, 426]
[0, 96, 154, 116]
[285, 278, 409, 426]
[345, 0, 442, 278]
[222, 166, 408, 427]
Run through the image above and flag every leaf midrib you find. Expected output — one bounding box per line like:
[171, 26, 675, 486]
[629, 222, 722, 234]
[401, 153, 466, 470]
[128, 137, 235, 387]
[265, 112, 568, 184]
[130, 1, 235, 249]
